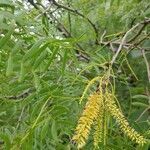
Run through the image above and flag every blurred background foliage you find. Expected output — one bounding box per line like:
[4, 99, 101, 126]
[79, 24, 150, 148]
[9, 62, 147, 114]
[0, 0, 150, 149]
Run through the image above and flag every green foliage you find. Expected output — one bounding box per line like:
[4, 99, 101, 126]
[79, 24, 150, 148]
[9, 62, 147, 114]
[0, 0, 150, 149]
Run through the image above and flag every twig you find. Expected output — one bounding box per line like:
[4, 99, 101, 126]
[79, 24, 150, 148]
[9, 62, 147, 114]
[67, 0, 72, 33]
[133, 33, 150, 46]
[99, 31, 130, 52]
[50, 13, 90, 62]
[34, 2, 90, 62]
[49, 0, 99, 43]
[4, 88, 33, 100]
[128, 23, 148, 43]
[27, 0, 39, 9]
[110, 19, 150, 65]
[35, 5, 52, 20]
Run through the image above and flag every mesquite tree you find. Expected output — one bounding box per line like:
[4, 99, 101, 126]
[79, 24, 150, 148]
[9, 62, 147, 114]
[0, 0, 150, 149]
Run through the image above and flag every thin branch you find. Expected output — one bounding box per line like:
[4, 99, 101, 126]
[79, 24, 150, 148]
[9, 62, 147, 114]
[99, 31, 128, 52]
[134, 33, 150, 46]
[128, 23, 148, 43]
[3, 88, 33, 100]
[35, 5, 56, 20]
[67, 0, 72, 33]
[50, 13, 90, 62]
[34, 2, 90, 62]
[27, 0, 39, 9]
[110, 19, 150, 65]
[49, 0, 99, 43]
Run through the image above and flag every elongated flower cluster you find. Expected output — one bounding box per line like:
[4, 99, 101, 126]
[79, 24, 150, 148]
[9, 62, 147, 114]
[105, 92, 147, 145]
[72, 93, 101, 148]
[72, 76, 147, 149]
[93, 110, 104, 148]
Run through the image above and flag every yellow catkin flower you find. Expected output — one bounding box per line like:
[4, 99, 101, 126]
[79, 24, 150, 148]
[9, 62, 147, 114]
[93, 107, 104, 148]
[72, 93, 101, 149]
[105, 92, 147, 145]
[93, 93, 104, 148]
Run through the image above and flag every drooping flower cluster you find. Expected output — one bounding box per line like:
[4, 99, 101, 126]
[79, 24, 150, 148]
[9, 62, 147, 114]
[72, 93, 101, 148]
[105, 92, 146, 145]
[72, 77, 147, 149]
